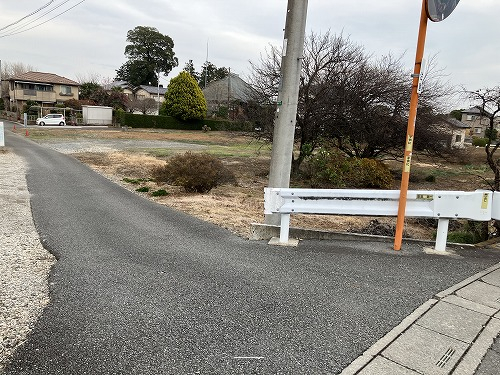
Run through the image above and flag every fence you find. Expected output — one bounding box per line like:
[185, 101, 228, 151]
[264, 188, 493, 251]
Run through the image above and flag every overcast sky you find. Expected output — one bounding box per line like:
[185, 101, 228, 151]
[1, 0, 498, 102]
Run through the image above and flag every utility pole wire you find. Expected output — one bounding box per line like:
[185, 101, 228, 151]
[0, 0, 72, 36]
[0, 0, 86, 38]
[0, 1, 55, 32]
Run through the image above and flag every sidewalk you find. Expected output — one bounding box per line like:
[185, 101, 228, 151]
[341, 261, 500, 375]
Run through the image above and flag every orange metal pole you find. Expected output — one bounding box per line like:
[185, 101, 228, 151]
[394, 0, 428, 251]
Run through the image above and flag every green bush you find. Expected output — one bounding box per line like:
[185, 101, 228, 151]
[445, 221, 488, 244]
[305, 148, 393, 189]
[152, 152, 236, 193]
[485, 128, 498, 141]
[472, 138, 488, 147]
[135, 186, 150, 192]
[162, 71, 207, 121]
[446, 231, 477, 244]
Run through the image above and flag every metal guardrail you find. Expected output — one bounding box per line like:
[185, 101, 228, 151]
[264, 188, 493, 251]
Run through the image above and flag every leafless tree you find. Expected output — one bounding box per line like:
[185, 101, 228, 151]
[1, 61, 36, 101]
[466, 87, 500, 190]
[248, 31, 451, 172]
[128, 97, 157, 114]
[75, 72, 101, 85]
[1, 61, 35, 78]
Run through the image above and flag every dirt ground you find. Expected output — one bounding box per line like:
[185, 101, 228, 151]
[20, 127, 495, 241]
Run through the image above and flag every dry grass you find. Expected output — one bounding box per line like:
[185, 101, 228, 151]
[29, 128, 494, 240]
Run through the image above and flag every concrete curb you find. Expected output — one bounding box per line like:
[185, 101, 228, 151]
[340, 262, 500, 375]
[250, 223, 477, 250]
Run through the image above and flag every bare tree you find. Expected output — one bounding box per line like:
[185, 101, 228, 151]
[248, 31, 451, 172]
[128, 97, 157, 114]
[1, 61, 35, 78]
[1, 61, 36, 102]
[466, 87, 500, 190]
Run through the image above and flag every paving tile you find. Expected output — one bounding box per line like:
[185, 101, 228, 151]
[416, 301, 489, 343]
[442, 295, 497, 316]
[482, 268, 500, 287]
[358, 356, 419, 375]
[456, 281, 500, 309]
[382, 325, 468, 375]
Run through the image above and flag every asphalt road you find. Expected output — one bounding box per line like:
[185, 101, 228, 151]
[4, 128, 500, 374]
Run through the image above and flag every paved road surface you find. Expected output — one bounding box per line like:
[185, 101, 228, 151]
[4, 130, 500, 374]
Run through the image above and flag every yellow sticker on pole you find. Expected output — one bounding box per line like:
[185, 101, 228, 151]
[404, 155, 412, 172]
[406, 135, 414, 152]
[482, 193, 489, 209]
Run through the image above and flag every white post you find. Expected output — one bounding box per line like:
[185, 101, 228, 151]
[279, 214, 291, 243]
[0, 122, 5, 147]
[435, 218, 449, 251]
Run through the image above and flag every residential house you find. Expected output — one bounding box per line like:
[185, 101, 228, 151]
[202, 73, 253, 118]
[441, 117, 470, 148]
[104, 80, 134, 99]
[132, 85, 167, 115]
[134, 84, 166, 102]
[461, 106, 500, 138]
[7, 71, 79, 111]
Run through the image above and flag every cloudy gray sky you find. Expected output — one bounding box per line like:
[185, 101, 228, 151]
[1, 0, 498, 99]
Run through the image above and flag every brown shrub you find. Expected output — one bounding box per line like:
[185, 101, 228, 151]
[152, 152, 236, 193]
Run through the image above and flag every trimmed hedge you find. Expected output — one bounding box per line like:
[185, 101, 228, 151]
[472, 137, 488, 147]
[117, 112, 253, 132]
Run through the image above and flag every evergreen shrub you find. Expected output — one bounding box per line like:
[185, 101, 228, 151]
[305, 148, 393, 189]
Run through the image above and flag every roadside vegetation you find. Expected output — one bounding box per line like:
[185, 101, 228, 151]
[16, 127, 497, 244]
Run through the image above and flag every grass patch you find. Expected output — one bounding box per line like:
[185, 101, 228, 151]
[135, 186, 150, 193]
[447, 231, 477, 244]
[123, 177, 152, 184]
[140, 149, 174, 158]
[151, 189, 169, 197]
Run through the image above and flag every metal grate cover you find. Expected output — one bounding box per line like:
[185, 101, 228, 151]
[436, 347, 456, 368]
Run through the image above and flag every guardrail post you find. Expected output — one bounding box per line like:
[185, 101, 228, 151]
[280, 214, 291, 243]
[435, 218, 449, 251]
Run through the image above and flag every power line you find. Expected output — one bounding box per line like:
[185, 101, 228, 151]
[0, 1, 55, 32]
[0, 0, 73, 36]
[0, 0, 86, 38]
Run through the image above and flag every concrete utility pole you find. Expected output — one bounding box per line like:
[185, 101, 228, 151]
[265, 0, 308, 225]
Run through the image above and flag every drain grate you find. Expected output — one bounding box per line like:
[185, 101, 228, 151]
[436, 347, 456, 368]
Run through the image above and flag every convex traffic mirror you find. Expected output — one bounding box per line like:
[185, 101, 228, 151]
[426, 0, 460, 22]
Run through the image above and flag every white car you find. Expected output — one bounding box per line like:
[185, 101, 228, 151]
[36, 114, 66, 126]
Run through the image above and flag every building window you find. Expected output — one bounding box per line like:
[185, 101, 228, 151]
[60, 85, 72, 95]
[474, 127, 482, 134]
[455, 135, 461, 143]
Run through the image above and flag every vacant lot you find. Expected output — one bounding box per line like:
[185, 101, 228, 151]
[18, 127, 494, 240]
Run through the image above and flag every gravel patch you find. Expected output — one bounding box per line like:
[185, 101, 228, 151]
[0, 151, 55, 371]
[34, 139, 207, 154]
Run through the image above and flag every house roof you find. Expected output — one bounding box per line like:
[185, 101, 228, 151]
[104, 80, 134, 91]
[203, 73, 254, 103]
[444, 117, 471, 129]
[9, 71, 79, 86]
[462, 106, 493, 117]
[135, 85, 167, 96]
